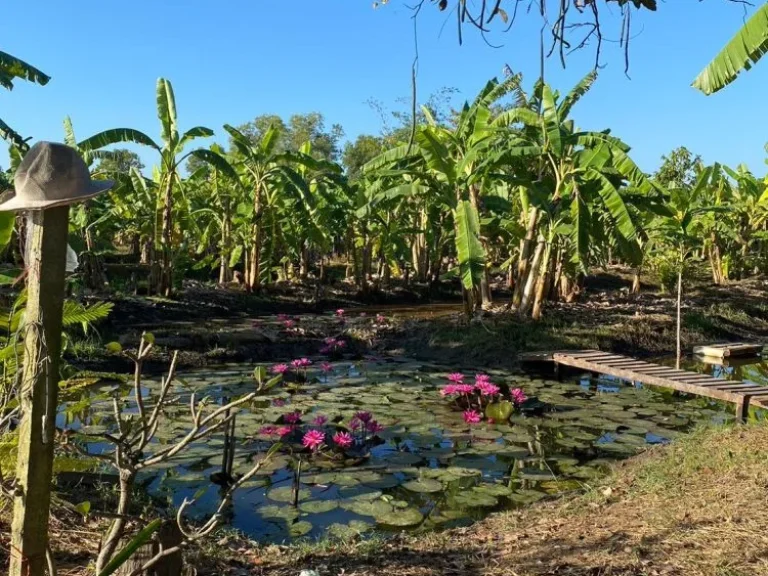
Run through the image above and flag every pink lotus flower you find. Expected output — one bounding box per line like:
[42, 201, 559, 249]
[260, 425, 277, 436]
[312, 415, 328, 426]
[336, 309, 345, 317]
[463, 410, 482, 425]
[365, 420, 384, 434]
[333, 431, 354, 449]
[302, 429, 326, 451]
[354, 411, 373, 423]
[283, 319, 296, 329]
[447, 373, 464, 383]
[276, 426, 294, 437]
[475, 373, 491, 384]
[475, 381, 501, 397]
[271, 363, 289, 374]
[272, 399, 286, 407]
[320, 362, 333, 373]
[336, 340, 346, 348]
[324, 337, 338, 345]
[511, 388, 527, 405]
[349, 418, 362, 431]
[284, 412, 302, 424]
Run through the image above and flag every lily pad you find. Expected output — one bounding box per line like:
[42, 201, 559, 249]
[402, 478, 443, 493]
[509, 489, 546, 503]
[268, 486, 310, 503]
[289, 520, 313, 537]
[451, 489, 498, 508]
[474, 483, 514, 497]
[328, 520, 372, 540]
[342, 499, 394, 518]
[299, 500, 338, 514]
[377, 507, 424, 527]
[516, 468, 555, 481]
[258, 505, 300, 521]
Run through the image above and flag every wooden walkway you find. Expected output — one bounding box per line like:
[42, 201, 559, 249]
[520, 350, 768, 420]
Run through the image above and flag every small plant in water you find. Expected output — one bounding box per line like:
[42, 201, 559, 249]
[440, 372, 527, 424]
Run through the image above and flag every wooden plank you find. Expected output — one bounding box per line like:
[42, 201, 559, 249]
[560, 351, 625, 361]
[731, 386, 768, 395]
[693, 343, 763, 358]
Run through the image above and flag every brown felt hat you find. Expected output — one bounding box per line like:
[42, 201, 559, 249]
[0, 141, 114, 211]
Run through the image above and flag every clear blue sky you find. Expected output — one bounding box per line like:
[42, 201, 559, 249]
[1, 1, 766, 175]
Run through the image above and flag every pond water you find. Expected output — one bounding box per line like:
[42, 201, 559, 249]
[60, 350, 735, 544]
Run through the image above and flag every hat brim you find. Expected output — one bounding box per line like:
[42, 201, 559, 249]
[0, 179, 115, 212]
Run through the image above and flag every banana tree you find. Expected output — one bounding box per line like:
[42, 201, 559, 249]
[0, 50, 50, 150]
[80, 78, 235, 295]
[493, 72, 655, 318]
[693, 3, 768, 95]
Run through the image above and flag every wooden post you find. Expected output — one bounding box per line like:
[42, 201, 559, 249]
[10, 206, 70, 576]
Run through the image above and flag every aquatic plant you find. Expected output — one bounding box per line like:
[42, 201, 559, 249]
[302, 429, 326, 452]
[440, 372, 527, 424]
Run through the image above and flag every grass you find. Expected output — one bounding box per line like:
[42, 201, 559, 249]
[241, 422, 768, 576]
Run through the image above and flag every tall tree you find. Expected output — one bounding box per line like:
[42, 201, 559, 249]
[343, 135, 386, 181]
[654, 147, 703, 190]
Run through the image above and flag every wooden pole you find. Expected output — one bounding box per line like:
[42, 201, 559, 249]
[10, 205, 70, 576]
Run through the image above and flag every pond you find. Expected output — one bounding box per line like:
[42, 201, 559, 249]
[60, 347, 735, 544]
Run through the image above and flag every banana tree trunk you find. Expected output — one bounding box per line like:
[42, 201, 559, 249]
[300, 242, 310, 281]
[248, 187, 262, 291]
[412, 208, 428, 282]
[219, 201, 231, 284]
[519, 238, 545, 316]
[159, 177, 174, 296]
[676, 264, 683, 370]
[531, 241, 554, 320]
[513, 208, 539, 307]
[631, 267, 641, 294]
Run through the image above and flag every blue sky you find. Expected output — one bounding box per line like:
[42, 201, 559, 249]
[1, 1, 766, 175]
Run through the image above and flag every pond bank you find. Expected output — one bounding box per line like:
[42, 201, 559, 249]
[204, 422, 768, 576]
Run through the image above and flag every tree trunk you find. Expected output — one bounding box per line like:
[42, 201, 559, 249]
[513, 208, 539, 307]
[248, 186, 262, 291]
[159, 177, 174, 297]
[676, 265, 683, 370]
[219, 200, 231, 284]
[631, 267, 641, 294]
[412, 208, 428, 282]
[299, 242, 310, 281]
[531, 241, 553, 320]
[96, 472, 135, 573]
[519, 238, 545, 316]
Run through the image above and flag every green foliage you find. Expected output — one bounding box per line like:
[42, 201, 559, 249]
[694, 4, 768, 94]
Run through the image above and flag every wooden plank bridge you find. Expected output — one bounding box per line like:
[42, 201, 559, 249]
[520, 349, 768, 420]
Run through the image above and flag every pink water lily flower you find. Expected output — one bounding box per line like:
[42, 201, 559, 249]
[312, 415, 328, 426]
[463, 410, 482, 425]
[320, 362, 333, 373]
[447, 373, 464, 383]
[259, 425, 277, 436]
[511, 388, 527, 405]
[365, 420, 384, 434]
[283, 412, 302, 424]
[376, 314, 386, 324]
[302, 429, 326, 451]
[333, 431, 354, 449]
[324, 337, 338, 345]
[283, 319, 296, 329]
[475, 373, 491, 384]
[277, 314, 288, 321]
[354, 411, 373, 423]
[272, 398, 286, 407]
[475, 381, 501, 397]
[349, 418, 362, 431]
[271, 363, 289, 374]
[276, 426, 294, 437]
[336, 309, 345, 316]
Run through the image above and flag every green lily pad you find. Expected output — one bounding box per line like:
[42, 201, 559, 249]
[363, 474, 401, 489]
[376, 507, 424, 527]
[299, 500, 338, 514]
[342, 499, 394, 518]
[328, 520, 372, 540]
[451, 489, 498, 508]
[339, 487, 384, 501]
[402, 478, 443, 493]
[289, 520, 313, 537]
[258, 505, 300, 521]
[382, 452, 422, 465]
[516, 468, 555, 481]
[268, 486, 310, 503]
[509, 489, 546, 503]
[474, 483, 514, 497]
